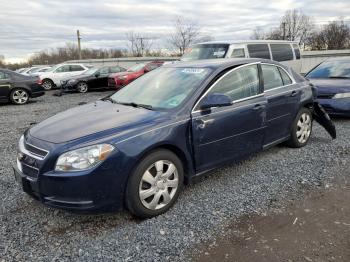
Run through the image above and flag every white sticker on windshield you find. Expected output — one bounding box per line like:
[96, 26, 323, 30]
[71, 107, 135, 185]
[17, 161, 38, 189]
[213, 51, 225, 57]
[182, 68, 206, 74]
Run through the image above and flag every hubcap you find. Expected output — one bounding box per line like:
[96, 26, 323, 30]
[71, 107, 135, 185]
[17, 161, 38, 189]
[139, 160, 179, 210]
[296, 113, 311, 143]
[42, 81, 52, 90]
[78, 83, 88, 92]
[13, 90, 28, 104]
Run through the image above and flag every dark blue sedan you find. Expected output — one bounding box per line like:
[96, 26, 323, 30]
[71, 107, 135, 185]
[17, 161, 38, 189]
[306, 57, 350, 117]
[14, 58, 334, 218]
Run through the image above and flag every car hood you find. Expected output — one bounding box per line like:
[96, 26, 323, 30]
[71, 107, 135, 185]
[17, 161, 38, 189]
[309, 78, 350, 94]
[29, 100, 166, 144]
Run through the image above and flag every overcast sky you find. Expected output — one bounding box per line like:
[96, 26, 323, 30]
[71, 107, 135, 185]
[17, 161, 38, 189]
[0, 0, 349, 63]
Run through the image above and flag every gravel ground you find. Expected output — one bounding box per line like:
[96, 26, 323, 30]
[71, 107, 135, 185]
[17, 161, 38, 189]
[0, 91, 349, 261]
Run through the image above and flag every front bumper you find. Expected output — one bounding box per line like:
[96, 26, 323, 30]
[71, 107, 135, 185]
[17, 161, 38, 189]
[318, 98, 350, 116]
[14, 152, 126, 212]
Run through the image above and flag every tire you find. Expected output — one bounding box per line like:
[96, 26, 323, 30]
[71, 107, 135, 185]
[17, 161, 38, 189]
[76, 82, 88, 93]
[125, 149, 184, 218]
[10, 89, 29, 105]
[42, 79, 54, 90]
[286, 107, 313, 148]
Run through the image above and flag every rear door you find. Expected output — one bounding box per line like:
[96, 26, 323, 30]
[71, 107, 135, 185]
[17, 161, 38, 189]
[0, 71, 12, 100]
[191, 64, 267, 172]
[261, 64, 300, 146]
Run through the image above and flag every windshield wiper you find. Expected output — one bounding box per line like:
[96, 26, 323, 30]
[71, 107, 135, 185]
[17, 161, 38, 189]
[102, 97, 117, 103]
[117, 102, 154, 110]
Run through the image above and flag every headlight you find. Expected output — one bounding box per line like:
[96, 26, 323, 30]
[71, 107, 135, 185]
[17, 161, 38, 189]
[333, 93, 350, 99]
[55, 144, 114, 172]
[118, 75, 127, 80]
[68, 79, 77, 84]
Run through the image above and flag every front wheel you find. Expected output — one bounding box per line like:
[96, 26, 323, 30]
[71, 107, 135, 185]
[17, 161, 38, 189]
[286, 108, 313, 148]
[76, 82, 88, 93]
[125, 150, 184, 218]
[42, 79, 54, 90]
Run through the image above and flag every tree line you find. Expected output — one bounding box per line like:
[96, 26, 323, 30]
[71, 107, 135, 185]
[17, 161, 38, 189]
[251, 9, 350, 50]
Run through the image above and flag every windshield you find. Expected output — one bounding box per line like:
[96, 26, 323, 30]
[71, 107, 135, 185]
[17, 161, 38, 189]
[181, 44, 229, 61]
[307, 60, 350, 79]
[84, 67, 99, 75]
[110, 67, 211, 110]
[127, 63, 145, 72]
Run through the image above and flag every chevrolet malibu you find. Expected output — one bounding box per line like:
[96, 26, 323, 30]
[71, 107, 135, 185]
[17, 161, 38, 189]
[14, 58, 335, 218]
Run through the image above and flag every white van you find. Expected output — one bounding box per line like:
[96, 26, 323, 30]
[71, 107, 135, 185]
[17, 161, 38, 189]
[181, 40, 302, 73]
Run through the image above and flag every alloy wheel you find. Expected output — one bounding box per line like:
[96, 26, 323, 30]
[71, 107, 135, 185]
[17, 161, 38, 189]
[12, 90, 29, 104]
[42, 80, 53, 90]
[77, 82, 88, 93]
[139, 160, 179, 210]
[296, 113, 311, 143]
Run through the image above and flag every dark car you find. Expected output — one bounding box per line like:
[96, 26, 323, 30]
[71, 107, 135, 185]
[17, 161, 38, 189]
[108, 61, 164, 88]
[14, 59, 335, 218]
[61, 65, 126, 93]
[306, 57, 350, 116]
[0, 69, 45, 105]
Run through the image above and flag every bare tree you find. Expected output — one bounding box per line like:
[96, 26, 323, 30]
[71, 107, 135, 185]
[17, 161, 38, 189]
[250, 27, 265, 40]
[0, 55, 5, 67]
[322, 20, 350, 49]
[281, 9, 313, 44]
[126, 31, 153, 57]
[169, 17, 200, 55]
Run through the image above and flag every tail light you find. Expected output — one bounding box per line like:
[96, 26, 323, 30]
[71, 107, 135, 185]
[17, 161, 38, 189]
[37, 78, 42, 85]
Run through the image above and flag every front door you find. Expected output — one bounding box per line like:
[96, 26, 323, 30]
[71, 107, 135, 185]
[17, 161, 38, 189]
[0, 71, 12, 101]
[191, 64, 267, 173]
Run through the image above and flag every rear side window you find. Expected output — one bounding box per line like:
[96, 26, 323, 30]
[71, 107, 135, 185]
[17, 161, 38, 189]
[208, 65, 260, 101]
[293, 44, 301, 60]
[55, 65, 70, 73]
[231, 48, 245, 58]
[270, 44, 294, 62]
[278, 68, 293, 85]
[261, 64, 284, 90]
[247, 44, 271, 59]
[70, 65, 85, 71]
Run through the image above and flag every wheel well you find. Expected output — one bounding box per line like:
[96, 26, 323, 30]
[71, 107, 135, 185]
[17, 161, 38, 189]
[303, 102, 313, 110]
[140, 144, 190, 182]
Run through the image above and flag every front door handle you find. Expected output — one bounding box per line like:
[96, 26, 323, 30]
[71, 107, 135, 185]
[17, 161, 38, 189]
[253, 104, 264, 110]
[197, 119, 214, 129]
[290, 90, 297, 97]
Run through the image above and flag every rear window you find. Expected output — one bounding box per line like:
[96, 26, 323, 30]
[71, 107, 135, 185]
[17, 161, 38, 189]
[306, 60, 350, 79]
[181, 44, 229, 61]
[270, 44, 294, 62]
[247, 44, 271, 59]
[293, 44, 301, 60]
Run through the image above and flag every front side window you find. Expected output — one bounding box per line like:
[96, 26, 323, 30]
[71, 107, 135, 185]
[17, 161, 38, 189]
[99, 67, 109, 74]
[110, 67, 211, 110]
[261, 64, 284, 90]
[270, 44, 294, 62]
[54, 65, 70, 73]
[0, 71, 10, 80]
[306, 60, 350, 79]
[247, 44, 270, 59]
[207, 65, 260, 101]
[181, 44, 229, 61]
[231, 48, 246, 58]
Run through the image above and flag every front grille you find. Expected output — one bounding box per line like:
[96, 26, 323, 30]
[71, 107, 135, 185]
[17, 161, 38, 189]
[21, 162, 39, 179]
[24, 142, 48, 158]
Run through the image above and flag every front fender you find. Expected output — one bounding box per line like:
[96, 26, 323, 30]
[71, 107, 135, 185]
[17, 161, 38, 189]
[313, 102, 336, 139]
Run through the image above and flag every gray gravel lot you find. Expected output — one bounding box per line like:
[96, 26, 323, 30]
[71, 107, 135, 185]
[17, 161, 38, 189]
[0, 91, 349, 261]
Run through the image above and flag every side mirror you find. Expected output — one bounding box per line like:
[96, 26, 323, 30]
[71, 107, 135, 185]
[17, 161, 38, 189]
[94, 72, 100, 77]
[199, 93, 232, 110]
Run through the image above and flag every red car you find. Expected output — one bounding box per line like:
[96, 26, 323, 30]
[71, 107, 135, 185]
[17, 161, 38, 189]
[108, 61, 164, 88]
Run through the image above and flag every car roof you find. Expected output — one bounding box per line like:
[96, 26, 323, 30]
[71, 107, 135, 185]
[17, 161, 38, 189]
[163, 58, 280, 69]
[194, 40, 299, 45]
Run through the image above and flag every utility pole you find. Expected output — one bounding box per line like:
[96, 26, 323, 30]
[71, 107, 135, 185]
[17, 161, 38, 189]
[282, 22, 286, 40]
[77, 30, 82, 60]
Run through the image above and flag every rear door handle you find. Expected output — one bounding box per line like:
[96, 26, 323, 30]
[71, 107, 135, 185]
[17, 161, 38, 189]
[290, 90, 297, 97]
[253, 104, 265, 110]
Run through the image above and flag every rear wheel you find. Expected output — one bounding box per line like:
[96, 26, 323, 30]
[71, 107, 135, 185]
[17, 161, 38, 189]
[125, 150, 184, 218]
[10, 89, 29, 105]
[76, 82, 88, 93]
[287, 108, 312, 148]
[42, 79, 54, 90]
